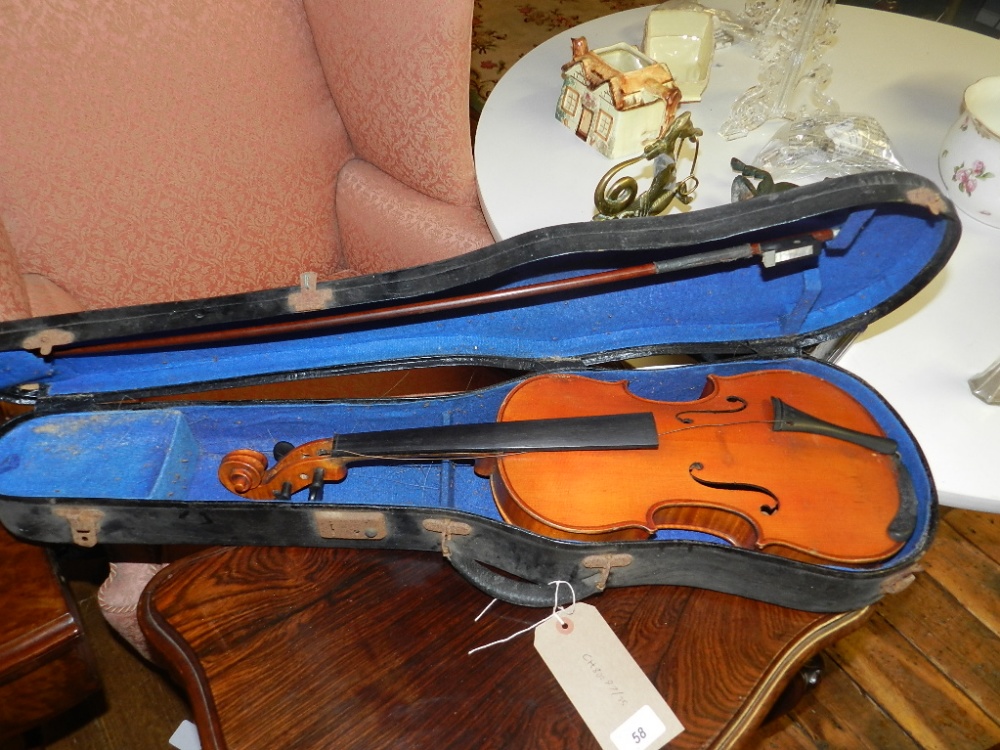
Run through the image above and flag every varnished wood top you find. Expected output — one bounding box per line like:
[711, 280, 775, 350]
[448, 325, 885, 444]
[140, 545, 869, 750]
[0, 526, 87, 679]
[0, 526, 99, 739]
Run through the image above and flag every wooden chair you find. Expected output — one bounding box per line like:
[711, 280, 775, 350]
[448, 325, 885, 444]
[0, 526, 99, 740]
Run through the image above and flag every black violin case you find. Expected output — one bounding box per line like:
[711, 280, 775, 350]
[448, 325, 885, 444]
[0, 171, 959, 612]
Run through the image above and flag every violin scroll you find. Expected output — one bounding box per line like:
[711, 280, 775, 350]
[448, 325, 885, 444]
[220, 449, 269, 495]
[218, 438, 347, 501]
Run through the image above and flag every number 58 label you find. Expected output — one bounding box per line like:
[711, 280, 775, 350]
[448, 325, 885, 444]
[610, 705, 667, 750]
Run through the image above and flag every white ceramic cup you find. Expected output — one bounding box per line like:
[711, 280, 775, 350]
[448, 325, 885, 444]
[939, 76, 1000, 229]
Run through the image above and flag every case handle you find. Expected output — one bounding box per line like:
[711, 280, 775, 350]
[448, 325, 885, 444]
[446, 544, 600, 608]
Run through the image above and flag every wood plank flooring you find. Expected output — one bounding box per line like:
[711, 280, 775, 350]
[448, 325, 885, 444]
[1, 506, 997, 749]
[750, 507, 1000, 750]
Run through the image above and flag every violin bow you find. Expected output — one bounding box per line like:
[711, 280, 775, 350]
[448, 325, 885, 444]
[50, 229, 834, 358]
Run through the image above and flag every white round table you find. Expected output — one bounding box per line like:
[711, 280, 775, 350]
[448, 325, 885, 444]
[475, 3, 1000, 512]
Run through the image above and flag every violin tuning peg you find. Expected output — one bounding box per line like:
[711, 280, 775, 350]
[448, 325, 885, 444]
[307, 468, 326, 502]
[273, 441, 295, 462]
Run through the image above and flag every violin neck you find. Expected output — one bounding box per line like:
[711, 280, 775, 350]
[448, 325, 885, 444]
[332, 412, 659, 460]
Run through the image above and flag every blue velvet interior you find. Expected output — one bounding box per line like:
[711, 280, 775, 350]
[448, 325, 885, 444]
[0, 358, 933, 571]
[0, 205, 949, 398]
[0, 410, 198, 500]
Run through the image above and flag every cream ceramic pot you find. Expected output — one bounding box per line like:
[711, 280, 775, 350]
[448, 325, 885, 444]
[939, 76, 1000, 229]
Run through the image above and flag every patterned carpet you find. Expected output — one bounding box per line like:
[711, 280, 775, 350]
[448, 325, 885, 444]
[470, 0, 655, 113]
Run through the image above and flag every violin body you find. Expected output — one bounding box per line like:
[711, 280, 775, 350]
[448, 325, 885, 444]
[217, 368, 910, 567]
[488, 371, 907, 565]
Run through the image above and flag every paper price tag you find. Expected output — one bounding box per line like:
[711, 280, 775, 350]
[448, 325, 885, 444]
[169, 720, 202, 750]
[610, 705, 667, 750]
[534, 602, 683, 750]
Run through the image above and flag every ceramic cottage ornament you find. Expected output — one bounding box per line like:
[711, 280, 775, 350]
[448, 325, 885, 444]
[642, 4, 716, 102]
[556, 37, 681, 159]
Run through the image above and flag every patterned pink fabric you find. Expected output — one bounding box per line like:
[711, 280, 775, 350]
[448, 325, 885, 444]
[0, 220, 30, 320]
[305, 0, 483, 208]
[98, 561, 167, 662]
[337, 159, 493, 275]
[23, 275, 84, 318]
[0, 0, 353, 310]
[0, 0, 492, 313]
[1, 0, 493, 661]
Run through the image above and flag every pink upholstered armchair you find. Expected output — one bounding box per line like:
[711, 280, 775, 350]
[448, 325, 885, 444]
[0, 0, 492, 657]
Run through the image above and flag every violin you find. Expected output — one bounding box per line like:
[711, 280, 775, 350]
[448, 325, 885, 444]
[218, 370, 911, 566]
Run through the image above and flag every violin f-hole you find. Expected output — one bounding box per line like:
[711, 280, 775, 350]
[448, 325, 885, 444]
[675, 396, 748, 424]
[688, 462, 781, 515]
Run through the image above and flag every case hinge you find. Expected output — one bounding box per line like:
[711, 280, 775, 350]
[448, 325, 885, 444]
[422, 518, 472, 558]
[52, 507, 104, 547]
[582, 553, 634, 591]
[288, 272, 333, 313]
[313, 510, 387, 541]
[22, 328, 75, 356]
[880, 563, 922, 595]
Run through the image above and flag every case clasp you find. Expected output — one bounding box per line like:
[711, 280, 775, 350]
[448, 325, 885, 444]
[582, 553, 634, 590]
[22, 328, 76, 356]
[313, 510, 387, 541]
[288, 272, 333, 313]
[422, 518, 472, 558]
[52, 507, 104, 547]
[880, 563, 922, 595]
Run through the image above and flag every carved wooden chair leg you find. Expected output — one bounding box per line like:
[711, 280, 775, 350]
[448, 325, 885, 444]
[763, 654, 825, 723]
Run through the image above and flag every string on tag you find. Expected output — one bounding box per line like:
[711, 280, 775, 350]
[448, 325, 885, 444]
[474, 598, 497, 622]
[468, 581, 577, 655]
[548, 580, 577, 625]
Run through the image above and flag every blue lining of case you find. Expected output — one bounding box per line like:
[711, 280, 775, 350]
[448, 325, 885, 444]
[0, 206, 948, 399]
[0, 358, 933, 570]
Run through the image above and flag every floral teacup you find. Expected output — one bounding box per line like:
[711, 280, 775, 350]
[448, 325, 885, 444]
[939, 76, 1000, 229]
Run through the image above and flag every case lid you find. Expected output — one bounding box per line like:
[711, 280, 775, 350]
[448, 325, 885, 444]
[0, 171, 960, 403]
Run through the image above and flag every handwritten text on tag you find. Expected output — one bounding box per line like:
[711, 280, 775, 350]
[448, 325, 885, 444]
[534, 602, 683, 750]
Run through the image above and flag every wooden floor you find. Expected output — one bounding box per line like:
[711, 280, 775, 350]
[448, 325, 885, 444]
[0, 505, 997, 749]
[751, 506, 1000, 750]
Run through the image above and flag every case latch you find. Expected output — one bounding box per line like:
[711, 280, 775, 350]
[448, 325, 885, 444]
[22, 328, 75, 356]
[288, 271, 333, 313]
[582, 553, 634, 590]
[313, 510, 387, 541]
[52, 507, 104, 547]
[422, 518, 472, 558]
[880, 563, 923, 595]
